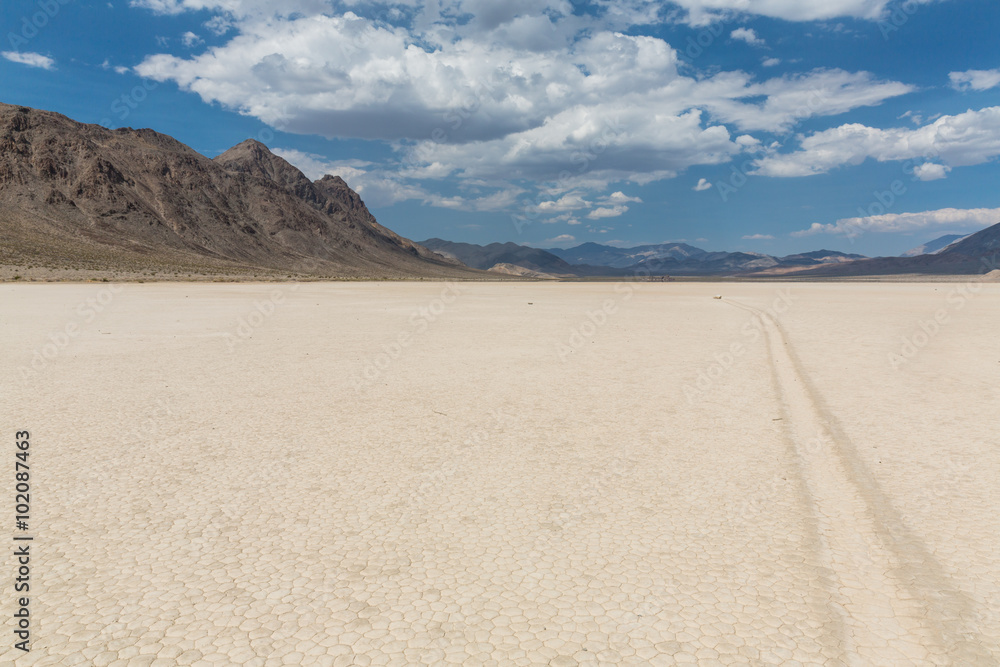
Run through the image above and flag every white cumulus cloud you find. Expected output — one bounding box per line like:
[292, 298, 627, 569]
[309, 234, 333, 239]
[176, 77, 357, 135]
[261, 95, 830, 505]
[543, 234, 577, 246]
[950, 69, 1000, 92]
[271, 148, 370, 182]
[669, 0, 940, 25]
[181, 31, 203, 47]
[1, 51, 55, 69]
[701, 69, 914, 133]
[792, 207, 1000, 237]
[537, 193, 591, 213]
[603, 191, 642, 204]
[587, 206, 629, 219]
[912, 162, 951, 181]
[731, 28, 765, 47]
[754, 106, 1000, 177]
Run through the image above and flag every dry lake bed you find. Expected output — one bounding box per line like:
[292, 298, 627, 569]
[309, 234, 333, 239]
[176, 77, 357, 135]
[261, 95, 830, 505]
[2, 281, 999, 666]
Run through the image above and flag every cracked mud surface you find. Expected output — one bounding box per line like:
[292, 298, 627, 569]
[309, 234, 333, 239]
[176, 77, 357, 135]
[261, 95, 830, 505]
[2, 282, 998, 665]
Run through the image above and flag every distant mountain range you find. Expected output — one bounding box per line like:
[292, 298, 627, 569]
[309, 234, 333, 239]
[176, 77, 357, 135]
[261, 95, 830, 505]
[784, 224, 1000, 277]
[423, 226, 1000, 278]
[421, 239, 868, 276]
[545, 241, 708, 268]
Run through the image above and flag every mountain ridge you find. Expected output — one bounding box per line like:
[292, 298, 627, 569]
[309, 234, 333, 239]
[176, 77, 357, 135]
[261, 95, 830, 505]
[0, 102, 478, 279]
[775, 222, 1000, 277]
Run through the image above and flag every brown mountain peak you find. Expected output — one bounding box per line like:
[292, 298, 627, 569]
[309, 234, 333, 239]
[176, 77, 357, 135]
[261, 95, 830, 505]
[318, 174, 349, 187]
[214, 138, 310, 190]
[219, 138, 271, 157]
[214, 138, 279, 166]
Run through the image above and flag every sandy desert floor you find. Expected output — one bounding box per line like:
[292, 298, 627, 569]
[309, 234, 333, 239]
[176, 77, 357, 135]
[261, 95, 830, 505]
[1, 281, 999, 666]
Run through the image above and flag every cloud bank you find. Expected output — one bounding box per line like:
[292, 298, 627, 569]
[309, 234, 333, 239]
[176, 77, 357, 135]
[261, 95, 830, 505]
[123, 0, 976, 229]
[793, 207, 1000, 237]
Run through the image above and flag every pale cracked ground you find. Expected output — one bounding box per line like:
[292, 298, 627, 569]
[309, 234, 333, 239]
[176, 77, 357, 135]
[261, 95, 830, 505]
[1, 281, 999, 667]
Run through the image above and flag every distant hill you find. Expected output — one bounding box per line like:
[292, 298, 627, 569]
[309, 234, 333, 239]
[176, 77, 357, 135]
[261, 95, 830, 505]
[486, 263, 560, 279]
[778, 249, 867, 266]
[631, 250, 780, 275]
[0, 102, 479, 279]
[901, 234, 968, 257]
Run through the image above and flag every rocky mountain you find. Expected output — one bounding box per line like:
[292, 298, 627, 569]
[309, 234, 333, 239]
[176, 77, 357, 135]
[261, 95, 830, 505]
[0, 102, 478, 279]
[901, 234, 968, 257]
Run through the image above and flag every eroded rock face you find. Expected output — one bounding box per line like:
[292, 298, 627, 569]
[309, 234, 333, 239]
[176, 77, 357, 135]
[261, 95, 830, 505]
[0, 102, 472, 277]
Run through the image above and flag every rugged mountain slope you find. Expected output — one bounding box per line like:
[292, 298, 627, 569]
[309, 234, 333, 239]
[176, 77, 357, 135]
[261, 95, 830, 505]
[936, 222, 1000, 260]
[0, 102, 475, 278]
[901, 234, 968, 257]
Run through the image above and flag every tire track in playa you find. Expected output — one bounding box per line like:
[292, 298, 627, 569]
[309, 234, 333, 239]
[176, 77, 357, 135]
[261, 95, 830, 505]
[725, 298, 997, 666]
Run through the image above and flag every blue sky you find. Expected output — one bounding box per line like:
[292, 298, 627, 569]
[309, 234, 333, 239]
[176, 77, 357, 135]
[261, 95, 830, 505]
[2, 0, 1000, 257]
